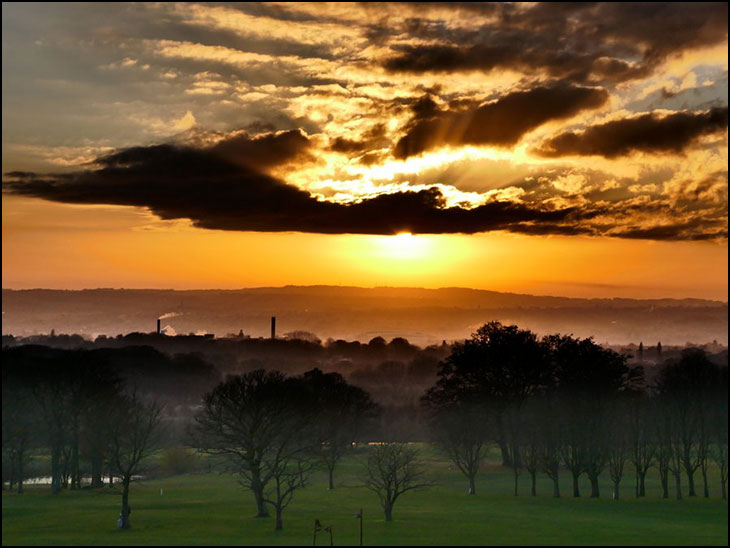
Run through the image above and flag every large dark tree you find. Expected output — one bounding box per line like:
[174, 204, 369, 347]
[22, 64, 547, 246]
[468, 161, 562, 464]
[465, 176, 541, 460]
[300, 369, 379, 490]
[424, 321, 551, 495]
[545, 334, 640, 498]
[656, 349, 721, 498]
[2, 372, 37, 493]
[66, 354, 123, 490]
[2, 347, 125, 494]
[27, 353, 73, 494]
[193, 370, 316, 530]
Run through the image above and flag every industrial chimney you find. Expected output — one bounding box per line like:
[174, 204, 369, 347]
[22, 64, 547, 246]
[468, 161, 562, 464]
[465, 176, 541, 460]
[157, 318, 161, 335]
[270, 316, 276, 339]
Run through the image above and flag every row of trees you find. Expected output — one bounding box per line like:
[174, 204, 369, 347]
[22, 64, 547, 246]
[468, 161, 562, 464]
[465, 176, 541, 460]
[193, 368, 379, 530]
[193, 368, 438, 528]
[2, 348, 415, 530]
[3, 322, 728, 530]
[423, 322, 728, 501]
[2, 348, 162, 528]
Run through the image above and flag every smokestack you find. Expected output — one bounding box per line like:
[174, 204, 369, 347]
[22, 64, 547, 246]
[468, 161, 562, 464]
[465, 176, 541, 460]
[157, 318, 161, 335]
[271, 316, 276, 339]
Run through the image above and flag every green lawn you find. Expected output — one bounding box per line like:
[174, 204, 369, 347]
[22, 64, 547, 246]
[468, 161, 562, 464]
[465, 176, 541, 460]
[2, 449, 728, 546]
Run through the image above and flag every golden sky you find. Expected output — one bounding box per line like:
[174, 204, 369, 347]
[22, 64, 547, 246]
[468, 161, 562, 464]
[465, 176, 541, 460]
[2, 3, 728, 299]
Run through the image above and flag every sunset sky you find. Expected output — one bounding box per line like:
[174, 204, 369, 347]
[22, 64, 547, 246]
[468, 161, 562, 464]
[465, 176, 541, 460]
[2, 2, 728, 299]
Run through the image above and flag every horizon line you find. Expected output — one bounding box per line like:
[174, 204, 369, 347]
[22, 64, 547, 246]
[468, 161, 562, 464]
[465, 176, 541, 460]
[1, 284, 727, 304]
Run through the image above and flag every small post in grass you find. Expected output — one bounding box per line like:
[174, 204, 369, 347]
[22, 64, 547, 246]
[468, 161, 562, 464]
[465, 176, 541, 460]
[354, 508, 363, 546]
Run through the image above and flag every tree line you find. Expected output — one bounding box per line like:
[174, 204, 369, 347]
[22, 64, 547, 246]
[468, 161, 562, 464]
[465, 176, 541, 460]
[2, 347, 162, 528]
[3, 322, 728, 531]
[423, 322, 728, 502]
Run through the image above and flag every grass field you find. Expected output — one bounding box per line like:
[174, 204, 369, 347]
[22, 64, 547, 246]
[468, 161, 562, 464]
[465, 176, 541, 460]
[2, 448, 728, 546]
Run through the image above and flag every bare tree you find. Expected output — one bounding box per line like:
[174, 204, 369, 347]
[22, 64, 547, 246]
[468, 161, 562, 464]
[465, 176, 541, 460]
[546, 334, 640, 499]
[710, 366, 728, 500]
[627, 395, 655, 498]
[364, 443, 432, 522]
[503, 403, 523, 496]
[654, 407, 672, 499]
[537, 396, 563, 498]
[193, 370, 315, 530]
[421, 393, 490, 496]
[302, 369, 378, 490]
[711, 428, 728, 500]
[607, 401, 630, 500]
[109, 392, 163, 529]
[2, 367, 39, 494]
[657, 349, 718, 498]
[561, 425, 585, 498]
[263, 450, 313, 530]
[521, 400, 543, 497]
[423, 321, 551, 486]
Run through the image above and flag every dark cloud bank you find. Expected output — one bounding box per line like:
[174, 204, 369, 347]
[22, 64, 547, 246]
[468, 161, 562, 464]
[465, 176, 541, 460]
[393, 84, 608, 158]
[537, 107, 729, 158]
[3, 121, 726, 241]
[3, 129, 585, 236]
[383, 3, 728, 84]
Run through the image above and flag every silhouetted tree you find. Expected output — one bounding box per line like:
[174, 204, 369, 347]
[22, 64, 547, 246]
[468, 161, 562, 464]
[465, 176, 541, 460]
[431, 322, 551, 470]
[65, 355, 122, 490]
[31, 358, 73, 494]
[193, 370, 315, 529]
[606, 399, 630, 500]
[710, 366, 728, 499]
[81, 392, 120, 488]
[653, 401, 673, 499]
[657, 349, 719, 497]
[532, 394, 564, 498]
[521, 403, 542, 497]
[627, 394, 655, 498]
[109, 392, 162, 529]
[546, 333, 639, 498]
[364, 443, 431, 521]
[301, 369, 378, 490]
[3, 347, 130, 494]
[260, 424, 314, 530]
[422, 394, 489, 495]
[2, 375, 37, 493]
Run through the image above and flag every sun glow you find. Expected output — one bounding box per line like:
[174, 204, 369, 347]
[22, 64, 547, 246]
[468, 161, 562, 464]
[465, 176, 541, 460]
[346, 145, 525, 182]
[376, 232, 430, 260]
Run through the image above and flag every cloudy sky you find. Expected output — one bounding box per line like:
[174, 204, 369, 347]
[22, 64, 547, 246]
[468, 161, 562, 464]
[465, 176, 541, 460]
[2, 2, 728, 298]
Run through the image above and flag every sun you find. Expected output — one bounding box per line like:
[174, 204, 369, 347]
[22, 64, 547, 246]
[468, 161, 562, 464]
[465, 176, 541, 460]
[377, 232, 431, 260]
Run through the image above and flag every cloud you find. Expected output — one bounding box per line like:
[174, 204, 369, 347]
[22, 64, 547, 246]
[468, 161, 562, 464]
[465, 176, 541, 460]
[536, 107, 728, 158]
[173, 110, 198, 132]
[611, 222, 728, 241]
[329, 123, 389, 154]
[3, 130, 726, 241]
[3, 131, 588, 236]
[393, 84, 608, 158]
[383, 3, 728, 84]
[384, 43, 650, 84]
[209, 128, 313, 169]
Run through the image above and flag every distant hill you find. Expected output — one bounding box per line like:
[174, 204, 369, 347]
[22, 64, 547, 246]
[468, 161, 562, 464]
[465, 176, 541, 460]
[2, 286, 727, 346]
